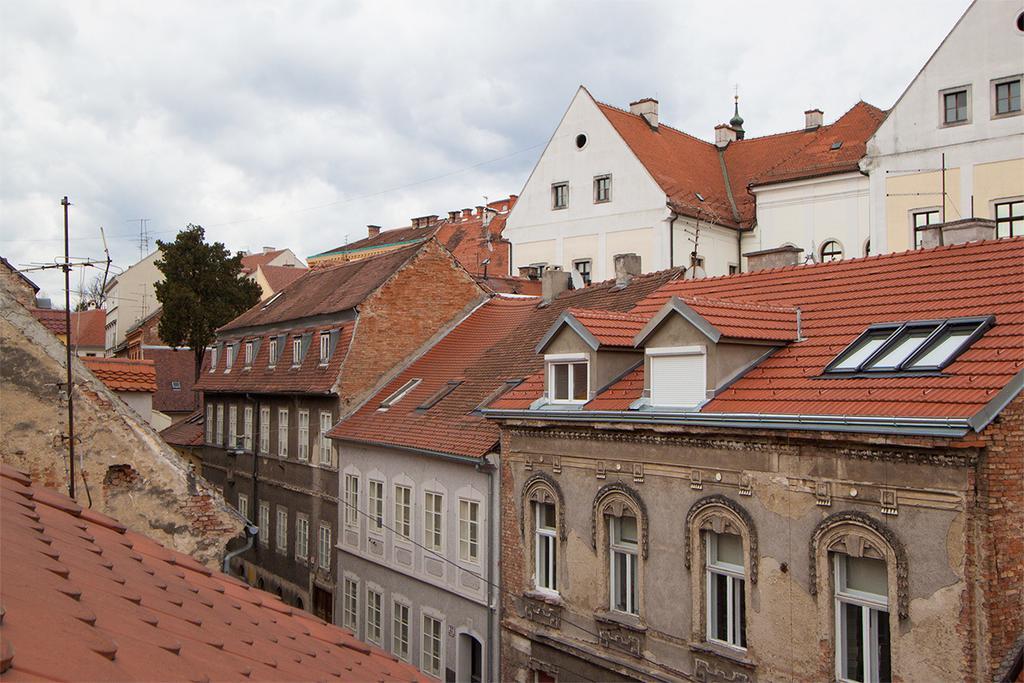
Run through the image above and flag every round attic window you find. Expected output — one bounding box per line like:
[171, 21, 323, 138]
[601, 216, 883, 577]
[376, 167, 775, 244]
[1017, 11, 1024, 32]
[575, 133, 588, 149]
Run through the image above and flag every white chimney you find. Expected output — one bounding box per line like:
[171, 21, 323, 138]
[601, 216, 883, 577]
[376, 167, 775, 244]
[715, 124, 738, 148]
[629, 98, 659, 129]
[805, 108, 823, 129]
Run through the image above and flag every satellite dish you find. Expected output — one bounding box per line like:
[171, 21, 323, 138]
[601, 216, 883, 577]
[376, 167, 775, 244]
[569, 269, 585, 290]
[684, 266, 707, 280]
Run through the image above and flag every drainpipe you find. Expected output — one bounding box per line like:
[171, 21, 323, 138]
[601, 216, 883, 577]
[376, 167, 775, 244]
[224, 523, 260, 573]
[476, 454, 498, 683]
[667, 210, 678, 268]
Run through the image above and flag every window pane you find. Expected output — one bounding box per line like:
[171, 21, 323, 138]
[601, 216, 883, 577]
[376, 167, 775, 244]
[572, 362, 588, 401]
[834, 335, 889, 371]
[908, 328, 973, 368]
[552, 363, 569, 400]
[613, 551, 628, 611]
[616, 516, 637, 545]
[867, 329, 934, 369]
[843, 602, 866, 682]
[736, 576, 746, 648]
[845, 555, 888, 597]
[713, 572, 729, 641]
[715, 533, 743, 567]
[877, 608, 892, 682]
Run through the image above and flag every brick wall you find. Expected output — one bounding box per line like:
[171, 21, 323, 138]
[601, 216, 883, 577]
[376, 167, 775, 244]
[977, 392, 1024, 679]
[335, 239, 484, 410]
[0, 263, 37, 309]
[499, 429, 527, 682]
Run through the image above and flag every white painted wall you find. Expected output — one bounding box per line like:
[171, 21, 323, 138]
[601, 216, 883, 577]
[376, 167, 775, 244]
[104, 249, 163, 352]
[864, 0, 1024, 252]
[505, 87, 670, 282]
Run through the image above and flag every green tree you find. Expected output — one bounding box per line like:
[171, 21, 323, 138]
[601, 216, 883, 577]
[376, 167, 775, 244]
[154, 225, 261, 379]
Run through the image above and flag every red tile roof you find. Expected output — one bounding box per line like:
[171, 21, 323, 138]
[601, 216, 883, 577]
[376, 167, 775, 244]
[674, 296, 798, 342]
[147, 347, 199, 413]
[240, 248, 288, 275]
[258, 264, 308, 293]
[29, 308, 67, 336]
[82, 357, 158, 393]
[70, 309, 106, 348]
[565, 308, 649, 348]
[333, 268, 683, 457]
[160, 410, 204, 447]
[0, 463, 428, 682]
[595, 96, 885, 228]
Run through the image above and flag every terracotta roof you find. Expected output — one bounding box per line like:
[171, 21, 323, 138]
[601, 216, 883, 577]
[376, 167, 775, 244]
[70, 309, 106, 348]
[29, 308, 67, 336]
[160, 410, 204, 447]
[82, 357, 158, 393]
[147, 348, 199, 413]
[221, 245, 420, 332]
[333, 268, 684, 457]
[671, 296, 798, 342]
[0, 463, 428, 682]
[240, 248, 287, 275]
[257, 264, 308, 292]
[564, 308, 649, 348]
[477, 275, 542, 296]
[313, 224, 435, 260]
[595, 97, 885, 228]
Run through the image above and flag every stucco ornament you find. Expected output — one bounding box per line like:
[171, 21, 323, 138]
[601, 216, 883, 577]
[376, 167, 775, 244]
[521, 471, 567, 541]
[684, 494, 759, 584]
[590, 482, 649, 559]
[809, 510, 909, 619]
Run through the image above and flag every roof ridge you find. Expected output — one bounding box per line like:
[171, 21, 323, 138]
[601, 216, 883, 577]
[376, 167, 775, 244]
[677, 294, 798, 314]
[731, 99, 884, 144]
[594, 100, 718, 148]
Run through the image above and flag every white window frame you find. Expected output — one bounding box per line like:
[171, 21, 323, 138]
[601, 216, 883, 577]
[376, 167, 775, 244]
[296, 513, 309, 563]
[244, 340, 253, 366]
[237, 493, 249, 520]
[423, 491, 444, 553]
[609, 516, 639, 616]
[344, 473, 360, 528]
[277, 408, 289, 457]
[259, 406, 270, 453]
[209, 346, 218, 372]
[319, 332, 330, 364]
[275, 506, 288, 554]
[379, 378, 421, 410]
[365, 587, 383, 646]
[392, 600, 411, 662]
[705, 532, 746, 650]
[243, 406, 253, 450]
[319, 411, 333, 465]
[258, 501, 270, 547]
[225, 344, 234, 370]
[368, 479, 385, 534]
[342, 577, 359, 630]
[459, 498, 480, 564]
[535, 501, 558, 594]
[205, 404, 214, 444]
[394, 484, 413, 540]
[834, 554, 891, 683]
[318, 522, 332, 570]
[297, 409, 310, 461]
[421, 613, 444, 678]
[268, 337, 278, 367]
[647, 345, 707, 408]
[291, 336, 302, 367]
[215, 404, 224, 446]
[545, 353, 589, 404]
[228, 405, 238, 449]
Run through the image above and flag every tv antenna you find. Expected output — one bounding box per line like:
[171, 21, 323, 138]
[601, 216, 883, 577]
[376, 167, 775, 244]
[129, 218, 150, 259]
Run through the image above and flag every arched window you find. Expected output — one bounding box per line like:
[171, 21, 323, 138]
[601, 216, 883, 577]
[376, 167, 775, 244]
[685, 495, 758, 650]
[522, 473, 565, 594]
[810, 511, 907, 683]
[821, 240, 844, 262]
[592, 484, 647, 616]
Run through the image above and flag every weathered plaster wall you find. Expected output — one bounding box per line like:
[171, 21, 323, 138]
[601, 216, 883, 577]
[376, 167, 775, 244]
[0, 284, 242, 567]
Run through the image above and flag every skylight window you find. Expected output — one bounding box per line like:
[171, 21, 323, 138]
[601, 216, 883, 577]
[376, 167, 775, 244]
[378, 378, 421, 410]
[824, 317, 993, 375]
[830, 140, 843, 150]
[417, 381, 463, 411]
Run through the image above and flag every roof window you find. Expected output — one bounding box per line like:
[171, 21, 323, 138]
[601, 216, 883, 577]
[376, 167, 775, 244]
[417, 380, 463, 411]
[261, 291, 283, 309]
[824, 317, 993, 375]
[378, 378, 421, 411]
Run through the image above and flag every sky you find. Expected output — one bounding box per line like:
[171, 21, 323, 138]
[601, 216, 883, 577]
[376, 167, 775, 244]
[0, 0, 970, 304]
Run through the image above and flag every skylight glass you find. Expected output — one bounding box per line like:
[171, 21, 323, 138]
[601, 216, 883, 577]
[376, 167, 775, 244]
[417, 381, 462, 411]
[824, 316, 993, 375]
[378, 378, 421, 410]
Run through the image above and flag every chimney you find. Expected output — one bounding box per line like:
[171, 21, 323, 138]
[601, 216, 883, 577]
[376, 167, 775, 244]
[367, 225, 381, 238]
[518, 265, 542, 280]
[448, 211, 460, 221]
[462, 208, 473, 219]
[743, 245, 804, 272]
[613, 253, 642, 288]
[919, 217, 997, 249]
[541, 266, 571, 304]
[715, 124, 738, 148]
[508, 194, 519, 209]
[262, 246, 275, 253]
[411, 215, 438, 229]
[629, 98, 659, 129]
[805, 108, 823, 129]
[475, 205, 485, 217]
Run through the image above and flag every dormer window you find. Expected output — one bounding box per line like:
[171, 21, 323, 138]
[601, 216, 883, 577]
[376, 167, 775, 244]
[647, 346, 707, 408]
[292, 336, 302, 367]
[319, 332, 330, 365]
[209, 346, 218, 372]
[244, 340, 254, 366]
[225, 344, 234, 370]
[824, 316, 993, 375]
[546, 354, 588, 403]
[268, 337, 278, 367]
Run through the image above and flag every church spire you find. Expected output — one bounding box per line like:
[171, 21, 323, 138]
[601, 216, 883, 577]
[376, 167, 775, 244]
[730, 86, 745, 140]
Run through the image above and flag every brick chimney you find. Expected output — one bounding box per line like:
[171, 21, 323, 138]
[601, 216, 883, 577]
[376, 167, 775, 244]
[508, 194, 519, 209]
[629, 98, 659, 129]
[613, 253, 642, 288]
[715, 124, 738, 148]
[462, 208, 473, 219]
[448, 211, 460, 221]
[367, 225, 381, 238]
[541, 267, 571, 304]
[805, 108, 823, 129]
[475, 205, 485, 217]
[411, 215, 438, 229]
[743, 245, 804, 272]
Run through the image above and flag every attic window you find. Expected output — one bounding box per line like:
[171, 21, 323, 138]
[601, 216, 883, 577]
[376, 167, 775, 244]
[695, 192, 705, 202]
[474, 379, 525, 413]
[261, 291, 283, 309]
[830, 141, 843, 150]
[648, 346, 707, 408]
[575, 133, 588, 149]
[268, 337, 279, 366]
[823, 317, 993, 375]
[546, 354, 588, 404]
[319, 332, 330, 365]
[291, 337, 302, 367]
[225, 344, 235, 370]
[244, 340, 254, 366]
[209, 346, 219, 372]
[171, 381, 181, 391]
[417, 381, 463, 411]
[379, 378, 421, 410]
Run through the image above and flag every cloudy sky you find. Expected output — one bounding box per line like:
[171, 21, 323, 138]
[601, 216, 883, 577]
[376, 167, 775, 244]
[1, 0, 969, 303]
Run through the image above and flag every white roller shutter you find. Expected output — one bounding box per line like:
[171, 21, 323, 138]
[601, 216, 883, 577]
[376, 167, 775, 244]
[650, 351, 706, 407]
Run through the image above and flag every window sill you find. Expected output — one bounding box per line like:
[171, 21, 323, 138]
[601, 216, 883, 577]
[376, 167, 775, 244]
[992, 110, 1023, 120]
[689, 641, 756, 669]
[524, 589, 563, 606]
[593, 609, 647, 633]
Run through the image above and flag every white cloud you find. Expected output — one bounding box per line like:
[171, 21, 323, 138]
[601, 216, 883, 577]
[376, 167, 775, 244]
[0, 0, 968, 301]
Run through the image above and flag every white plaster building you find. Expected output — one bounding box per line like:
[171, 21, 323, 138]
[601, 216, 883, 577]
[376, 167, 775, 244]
[104, 249, 164, 353]
[863, 0, 1024, 253]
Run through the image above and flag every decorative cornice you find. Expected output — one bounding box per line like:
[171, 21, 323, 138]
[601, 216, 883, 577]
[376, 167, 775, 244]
[591, 482, 649, 559]
[685, 495, 759, 584]
[521, 471, 567, 542]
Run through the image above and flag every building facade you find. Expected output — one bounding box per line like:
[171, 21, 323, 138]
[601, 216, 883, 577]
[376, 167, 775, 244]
[864, 0, 1024, 254]
[194, 240, 486, 621]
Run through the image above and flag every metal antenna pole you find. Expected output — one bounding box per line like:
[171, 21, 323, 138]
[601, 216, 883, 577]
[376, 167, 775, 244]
[62, 196, 76, 500]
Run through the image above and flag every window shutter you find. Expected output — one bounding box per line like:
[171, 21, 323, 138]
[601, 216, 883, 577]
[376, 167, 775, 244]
[650, 353, 706, 407]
